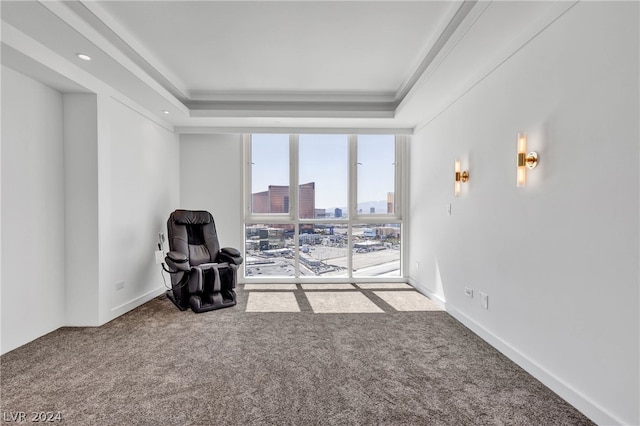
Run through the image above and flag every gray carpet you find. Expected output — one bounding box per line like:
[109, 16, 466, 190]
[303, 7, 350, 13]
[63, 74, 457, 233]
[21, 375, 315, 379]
[0, 286, 594, 425]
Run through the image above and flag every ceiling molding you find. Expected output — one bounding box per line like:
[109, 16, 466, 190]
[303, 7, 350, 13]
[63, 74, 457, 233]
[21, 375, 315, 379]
[1, 20, 105, 95]
[188, 100, 396, 119]
[413, 0, 579, 133]
[1, 21, 175, 133]
[2, 0, 569, 130]
[179, 1, 486, 122]
[35, 0, 188, 115]
[395, 0, 491, 115]
[189, 90, 397, 103]
[70, 0, 190, 101]
[176, 126, 413, 136]
[395, 0, 478, 104]
[49, 0, 484, 121]
[0, 42, 89, 94]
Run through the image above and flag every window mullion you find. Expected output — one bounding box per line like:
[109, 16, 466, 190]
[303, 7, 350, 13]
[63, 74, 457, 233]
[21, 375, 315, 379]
[290, 134, 300, 277]
[394, 135, 403, 218]
[399, 135, 408, 275]
[348, 134, 358, 279]
[243, 134, 252, 219]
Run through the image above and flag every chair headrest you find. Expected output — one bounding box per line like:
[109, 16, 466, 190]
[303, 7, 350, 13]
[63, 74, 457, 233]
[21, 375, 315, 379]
[172, 210, 212, 225]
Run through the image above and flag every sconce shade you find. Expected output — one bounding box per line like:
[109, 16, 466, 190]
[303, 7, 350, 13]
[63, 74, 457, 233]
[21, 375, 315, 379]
[455, 159, 461, 196]
[517, 133, 527, 187]
[516, 132, 538, 187]
[454, 159, 469, 196]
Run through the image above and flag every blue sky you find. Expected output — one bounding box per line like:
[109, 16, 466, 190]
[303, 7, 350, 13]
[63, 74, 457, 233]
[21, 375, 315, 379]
[252, 134, 395, 210]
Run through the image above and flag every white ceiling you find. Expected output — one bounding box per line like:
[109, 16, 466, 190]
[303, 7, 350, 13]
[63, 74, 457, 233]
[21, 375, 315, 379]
[98, 1, 453, 94]
[1, 1, 577, 132]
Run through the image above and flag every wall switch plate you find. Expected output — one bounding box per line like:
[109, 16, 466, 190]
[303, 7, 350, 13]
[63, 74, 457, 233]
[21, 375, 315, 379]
[154, 250, 164, 264]
[480, 292, 489, 309]
[447, 203, 452, 216]
[115, 281, 125, 291]
[464, 287, 473, 298]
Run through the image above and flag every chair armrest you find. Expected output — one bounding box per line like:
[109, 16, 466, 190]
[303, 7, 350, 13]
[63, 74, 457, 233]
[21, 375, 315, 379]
[219, 247, 243, 265]
[221, 247, 241, 257]
[165, 251, 190, 271]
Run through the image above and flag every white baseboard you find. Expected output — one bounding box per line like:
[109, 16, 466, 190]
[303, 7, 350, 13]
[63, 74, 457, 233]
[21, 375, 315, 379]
[408, 277, 447, 309]
[109, 286, 166, 319]
[408, 278, 623, 426]
[449, 306, 623, 425]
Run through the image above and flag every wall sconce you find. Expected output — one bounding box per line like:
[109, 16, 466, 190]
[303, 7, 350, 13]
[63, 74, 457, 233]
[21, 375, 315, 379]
[454, 159, 469, 196]
[516, 132, 538, 187]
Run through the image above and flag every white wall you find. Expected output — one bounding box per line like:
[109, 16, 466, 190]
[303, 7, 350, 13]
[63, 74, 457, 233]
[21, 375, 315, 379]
[64, 94, 99, 326]
[179, 134, 244, 252]
[408, 2, 638, 425]
[1, 66, 66, 353]
[1, 66, 180, 349]
[100, 97, 180, 323]
[61, 93, 179, 327]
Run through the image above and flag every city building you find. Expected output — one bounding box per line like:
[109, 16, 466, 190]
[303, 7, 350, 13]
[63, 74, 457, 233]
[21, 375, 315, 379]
[314, 208, 326, 218]
[252, 182, 315, 218]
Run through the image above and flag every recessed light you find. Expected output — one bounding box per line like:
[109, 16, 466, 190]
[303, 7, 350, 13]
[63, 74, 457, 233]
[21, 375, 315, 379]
[76, 53, 91, 61]
[162, 110, 170, 115]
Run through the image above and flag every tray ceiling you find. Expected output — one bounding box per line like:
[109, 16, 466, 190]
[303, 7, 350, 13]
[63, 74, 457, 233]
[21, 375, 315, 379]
[1, 1, 577, 132]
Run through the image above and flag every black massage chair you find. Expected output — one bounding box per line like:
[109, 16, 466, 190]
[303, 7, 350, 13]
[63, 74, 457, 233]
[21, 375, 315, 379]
[164, 209, 243, 313]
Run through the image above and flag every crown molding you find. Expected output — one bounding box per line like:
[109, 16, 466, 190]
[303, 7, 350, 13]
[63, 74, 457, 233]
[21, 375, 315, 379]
[188, 100, 396, 119]
[176, 126, 413, 135]
[189, 90, 396, 103]
[2, 0, 503, 127]
[52, 0, 482, 122]
[395, 0, 479, 105]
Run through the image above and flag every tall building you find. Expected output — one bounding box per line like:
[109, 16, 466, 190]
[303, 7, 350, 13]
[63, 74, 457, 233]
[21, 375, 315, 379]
[298, 182, 315, 218]
[252, 182, 315, 218]
[387, 192, 394, 214]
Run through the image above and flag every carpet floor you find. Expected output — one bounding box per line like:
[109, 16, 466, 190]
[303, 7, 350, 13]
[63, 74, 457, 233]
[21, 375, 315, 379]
[0, 285, 594, 425]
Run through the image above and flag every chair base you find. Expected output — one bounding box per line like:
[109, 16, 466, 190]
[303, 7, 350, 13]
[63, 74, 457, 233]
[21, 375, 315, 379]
[166, 290, 189, 311]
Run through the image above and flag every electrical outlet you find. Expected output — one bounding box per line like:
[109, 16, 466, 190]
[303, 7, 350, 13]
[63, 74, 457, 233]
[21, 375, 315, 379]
[464, 287, 473, 298]
[479, 292, 489, 309]
[115, 281, 125, 291]
[154, 250, 164, 264]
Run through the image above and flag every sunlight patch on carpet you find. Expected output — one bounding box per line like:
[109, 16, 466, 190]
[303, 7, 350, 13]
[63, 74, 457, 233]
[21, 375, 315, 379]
[306, 291, 384, 313]
[246, 292, 300, 312]
[374, 291, 442, 311]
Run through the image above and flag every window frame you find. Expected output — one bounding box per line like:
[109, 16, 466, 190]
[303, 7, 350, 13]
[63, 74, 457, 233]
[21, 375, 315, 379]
[242, 133, 407, 283]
